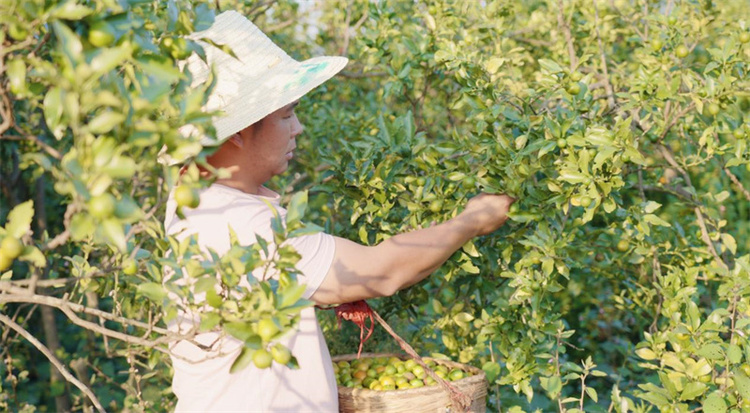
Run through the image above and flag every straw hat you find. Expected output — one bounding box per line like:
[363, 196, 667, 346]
[180, 10, 348, 146]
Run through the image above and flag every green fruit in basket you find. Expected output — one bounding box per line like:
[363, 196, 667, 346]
[355, 361, 370, 371]
[412, 365, 426, 379]
[397, 381, 411, 390]
[334, 356, 472, 390]
[448, 369, 466, 381]
[410, 379, 425, 388]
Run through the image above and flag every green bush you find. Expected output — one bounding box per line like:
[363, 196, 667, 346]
[1, 0, 750, 412]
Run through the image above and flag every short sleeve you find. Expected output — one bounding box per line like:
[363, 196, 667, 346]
[283, 231, 336, 299]
[227, 197, 335, 300]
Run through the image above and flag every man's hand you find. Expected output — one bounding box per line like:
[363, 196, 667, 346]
[457, 193, 515, 236]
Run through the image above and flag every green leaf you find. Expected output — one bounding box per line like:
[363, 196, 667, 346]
[643, 214, 671, 227]
[635, 347, 657, 360]
[99, 218, 126, 252]
[52, 21, 83, 64]
[224, 322, 254, 341]
[643, 201, 662, 213]
[728, 344, 743, 364]
[137, 282, 167, 302]
[482, 361, 501, 383]
[696, 344, 724, 360]
[19, 247, 46, 267]
[136, 55, 182, 83]
[279, 284, 308, 309]
[70, 213, 95, 241]
[540, 376, 562, 398]
[702, 392, 727, 413]
[205, 288, 223, 308]
[90, 46, 131, 74]
[585, 387, 598, 403]
[733, 369, 750, 400]
[51, 1, 94, 20]
[286, 191, 308, 224]
[4, 200, 34, 238]
[720, 234, 736, 255]
[679, 381, 706, 400]
[199, 312, 221, 331]
[44, 87, 66, 139]
[538, 59, 563, 73]
[88, 111, 126, 134]
[7, 58, 26, 95]
[230, 347, 254, 374]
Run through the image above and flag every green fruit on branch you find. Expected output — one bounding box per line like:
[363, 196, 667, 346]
[616, 239, 629, 252]
[565, 82, 581, 95]
[122, 258, 138, 275]
[253, 348, 273, 369]
[707, 102, 721, 116]
[740, 32, 750, 44]
[88, 193, 116, 219]
[650, 38, 664, 52]
[271, 344, 292, 365]
[257, 318, 279, 342]
[174, 185, 200, 209]
[0, 250, 13, 272]
[674, 44, 689, 58]
[88, 21, 116, 47]
[0, 236, 24, 259]
[8, 23, 28, 41]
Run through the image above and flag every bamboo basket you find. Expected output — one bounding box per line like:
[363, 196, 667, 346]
[332, 352, 487, 413]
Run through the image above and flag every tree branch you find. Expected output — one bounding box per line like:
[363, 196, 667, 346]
[0, 313, 106, 413]
[556, 0, 578, 70]
[723, 166, 750, 202]
[694, 207, 728, 271]
[592, 1, 616, 110]
[0, 286, 171, 336]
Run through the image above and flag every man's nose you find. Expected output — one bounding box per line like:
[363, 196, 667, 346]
[292, 115, 304, 137]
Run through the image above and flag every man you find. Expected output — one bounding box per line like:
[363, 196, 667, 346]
[164, 10, 514, 412]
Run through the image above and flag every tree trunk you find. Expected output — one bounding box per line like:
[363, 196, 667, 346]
[36, 176, 73, 412]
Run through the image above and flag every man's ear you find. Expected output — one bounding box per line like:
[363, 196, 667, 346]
[229, 133, 243, 148]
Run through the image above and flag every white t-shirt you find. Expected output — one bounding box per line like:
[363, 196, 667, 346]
[164, 184, 338, 412]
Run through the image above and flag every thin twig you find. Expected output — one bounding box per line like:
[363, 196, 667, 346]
[0, 313, 106, 413]
[723, 166, 750, 201]
[556, 0, 578, 70]
[592, 1, 616, 110]
[694, 207, 728, 271]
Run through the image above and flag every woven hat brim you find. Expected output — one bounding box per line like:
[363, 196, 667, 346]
[203, 55, 348, 146]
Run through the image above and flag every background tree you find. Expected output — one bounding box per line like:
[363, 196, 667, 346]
[2, 0, 750, 412]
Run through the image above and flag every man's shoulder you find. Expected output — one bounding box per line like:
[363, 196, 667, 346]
[198, 185, 284, 222]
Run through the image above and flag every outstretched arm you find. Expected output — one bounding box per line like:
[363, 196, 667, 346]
[310, 193, 514, 305]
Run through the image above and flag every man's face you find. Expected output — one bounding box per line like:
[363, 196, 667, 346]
[237, 101, 303, 179]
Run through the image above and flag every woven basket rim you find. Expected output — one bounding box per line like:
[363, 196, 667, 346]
[332, 352, 486, 398]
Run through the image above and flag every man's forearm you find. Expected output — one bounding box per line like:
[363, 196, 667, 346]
[373, 216, 479, 291]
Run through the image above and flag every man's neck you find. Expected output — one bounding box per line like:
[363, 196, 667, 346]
[212, 177, 262, 195]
